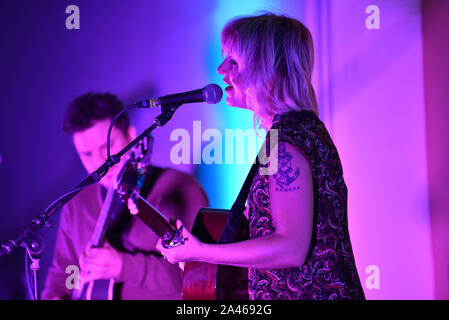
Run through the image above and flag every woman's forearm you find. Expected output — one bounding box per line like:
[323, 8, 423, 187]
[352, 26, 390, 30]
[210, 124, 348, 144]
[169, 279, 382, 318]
[196, 233, 308, 269]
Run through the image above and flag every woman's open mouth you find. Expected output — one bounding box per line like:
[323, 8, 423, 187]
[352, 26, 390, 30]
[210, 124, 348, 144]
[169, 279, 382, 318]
[225, 86, 233, 92]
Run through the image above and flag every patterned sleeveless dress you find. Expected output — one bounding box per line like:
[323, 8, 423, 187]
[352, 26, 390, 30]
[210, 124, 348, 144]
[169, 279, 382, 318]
[247, 110, 365, 300]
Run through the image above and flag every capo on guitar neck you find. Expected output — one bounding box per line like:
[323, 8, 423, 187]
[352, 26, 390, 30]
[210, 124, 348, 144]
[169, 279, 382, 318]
[162, 225, 186, 249]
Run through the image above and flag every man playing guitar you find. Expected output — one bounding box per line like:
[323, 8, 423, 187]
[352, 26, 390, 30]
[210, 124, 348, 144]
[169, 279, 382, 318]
[42, 93, 208, 300]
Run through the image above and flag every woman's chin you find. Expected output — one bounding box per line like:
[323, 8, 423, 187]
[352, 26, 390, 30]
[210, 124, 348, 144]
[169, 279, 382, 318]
[226, 97, 248, 110]
[225, 96, 236, 107]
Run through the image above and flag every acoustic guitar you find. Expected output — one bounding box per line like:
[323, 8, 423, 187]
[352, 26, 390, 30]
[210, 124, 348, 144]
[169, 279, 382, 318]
[116, 132, 271, 300]
[117, 159, 253, 300]
[71, 186, 117, 300]
[72, 135, 153, 300]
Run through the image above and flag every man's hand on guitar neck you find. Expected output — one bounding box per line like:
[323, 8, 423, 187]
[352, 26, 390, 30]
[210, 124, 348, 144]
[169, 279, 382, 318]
[79, 241, 124, 282]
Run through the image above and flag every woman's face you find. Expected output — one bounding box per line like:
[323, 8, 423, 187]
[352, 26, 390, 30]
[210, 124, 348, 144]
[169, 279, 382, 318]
[217, 50, 248, 109]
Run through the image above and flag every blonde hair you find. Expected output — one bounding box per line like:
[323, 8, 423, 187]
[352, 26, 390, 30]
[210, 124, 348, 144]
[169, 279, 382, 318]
[221, 13, 318, 129]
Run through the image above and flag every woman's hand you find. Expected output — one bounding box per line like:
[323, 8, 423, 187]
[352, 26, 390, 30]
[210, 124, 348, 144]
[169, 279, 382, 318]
[156, 220, 205, 264]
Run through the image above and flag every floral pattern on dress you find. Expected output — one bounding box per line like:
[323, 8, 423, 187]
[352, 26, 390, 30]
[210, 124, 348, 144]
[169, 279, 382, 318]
[248, 110, 365, 300]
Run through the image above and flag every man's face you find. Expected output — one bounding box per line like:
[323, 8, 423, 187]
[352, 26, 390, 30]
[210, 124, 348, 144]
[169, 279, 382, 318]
[73, 119, 133, 188]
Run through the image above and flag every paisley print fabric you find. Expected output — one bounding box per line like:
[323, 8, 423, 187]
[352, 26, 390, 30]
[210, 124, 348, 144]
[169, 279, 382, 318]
[248, 110, 365, 300]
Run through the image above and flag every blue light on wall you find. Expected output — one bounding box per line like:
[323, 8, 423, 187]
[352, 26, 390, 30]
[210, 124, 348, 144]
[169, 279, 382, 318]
[197, 0, 288, 209]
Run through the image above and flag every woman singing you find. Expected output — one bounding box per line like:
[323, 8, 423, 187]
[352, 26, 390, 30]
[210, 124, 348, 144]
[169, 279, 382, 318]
[157, 13, 365, 300]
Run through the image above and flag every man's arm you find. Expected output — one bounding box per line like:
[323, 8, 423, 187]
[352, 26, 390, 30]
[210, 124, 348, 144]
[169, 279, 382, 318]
[42, 205, 79, 300]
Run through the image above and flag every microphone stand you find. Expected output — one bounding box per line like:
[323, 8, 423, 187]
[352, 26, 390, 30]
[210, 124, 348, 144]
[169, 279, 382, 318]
[22, 232, 44, 300]
[0, 103, 182, 299]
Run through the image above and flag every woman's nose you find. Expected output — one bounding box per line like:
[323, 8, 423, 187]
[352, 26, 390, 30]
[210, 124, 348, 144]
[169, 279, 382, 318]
[217, 61, 227, 75]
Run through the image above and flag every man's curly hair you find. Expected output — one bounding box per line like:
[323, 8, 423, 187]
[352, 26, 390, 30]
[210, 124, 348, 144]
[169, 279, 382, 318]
[63, 93, 130, 136]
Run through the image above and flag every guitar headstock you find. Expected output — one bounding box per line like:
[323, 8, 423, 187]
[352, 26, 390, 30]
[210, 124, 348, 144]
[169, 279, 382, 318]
[116, 134, 153, 214]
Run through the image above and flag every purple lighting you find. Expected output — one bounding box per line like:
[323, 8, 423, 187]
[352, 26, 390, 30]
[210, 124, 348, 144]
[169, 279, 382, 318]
[0, 0, 448, 300]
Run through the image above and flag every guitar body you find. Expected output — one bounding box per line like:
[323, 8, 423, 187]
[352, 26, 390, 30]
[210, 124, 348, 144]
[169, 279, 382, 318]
[74, 278, 115, 300]
[182, 208, 249, 300]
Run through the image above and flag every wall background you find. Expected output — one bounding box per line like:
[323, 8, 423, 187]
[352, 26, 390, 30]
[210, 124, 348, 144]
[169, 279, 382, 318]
[311, 0, 433, 300]
[422, 0, 449, 300]
[0, 0, 446, 299]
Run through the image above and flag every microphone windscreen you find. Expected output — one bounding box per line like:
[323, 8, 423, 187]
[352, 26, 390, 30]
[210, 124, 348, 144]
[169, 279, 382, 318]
[203, 84, 223, 104]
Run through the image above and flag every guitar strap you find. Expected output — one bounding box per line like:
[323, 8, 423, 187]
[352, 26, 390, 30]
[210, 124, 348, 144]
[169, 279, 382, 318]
[218, 130, 275, 243]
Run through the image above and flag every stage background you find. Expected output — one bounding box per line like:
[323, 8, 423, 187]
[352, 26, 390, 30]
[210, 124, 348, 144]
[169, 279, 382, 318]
[0, 0, 447, 299]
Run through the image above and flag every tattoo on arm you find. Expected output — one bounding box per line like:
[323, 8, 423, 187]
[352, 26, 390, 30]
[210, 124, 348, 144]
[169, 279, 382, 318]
[273, 142, 300, 192]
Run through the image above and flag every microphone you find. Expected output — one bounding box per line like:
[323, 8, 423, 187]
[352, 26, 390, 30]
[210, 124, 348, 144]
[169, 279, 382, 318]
[138, 84, 223, 108]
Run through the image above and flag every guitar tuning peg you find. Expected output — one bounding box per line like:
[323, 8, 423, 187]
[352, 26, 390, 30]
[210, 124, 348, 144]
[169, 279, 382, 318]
[45, 220, 54, 229]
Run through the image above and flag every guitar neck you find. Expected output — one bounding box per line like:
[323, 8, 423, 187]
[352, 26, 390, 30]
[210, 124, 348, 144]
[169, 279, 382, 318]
[90, 187, 116, 247]
[135, 194, 176, 238]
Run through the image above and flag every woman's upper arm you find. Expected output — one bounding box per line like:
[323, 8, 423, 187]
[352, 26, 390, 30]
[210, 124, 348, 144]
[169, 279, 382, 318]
[268, 140, 314, 263]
